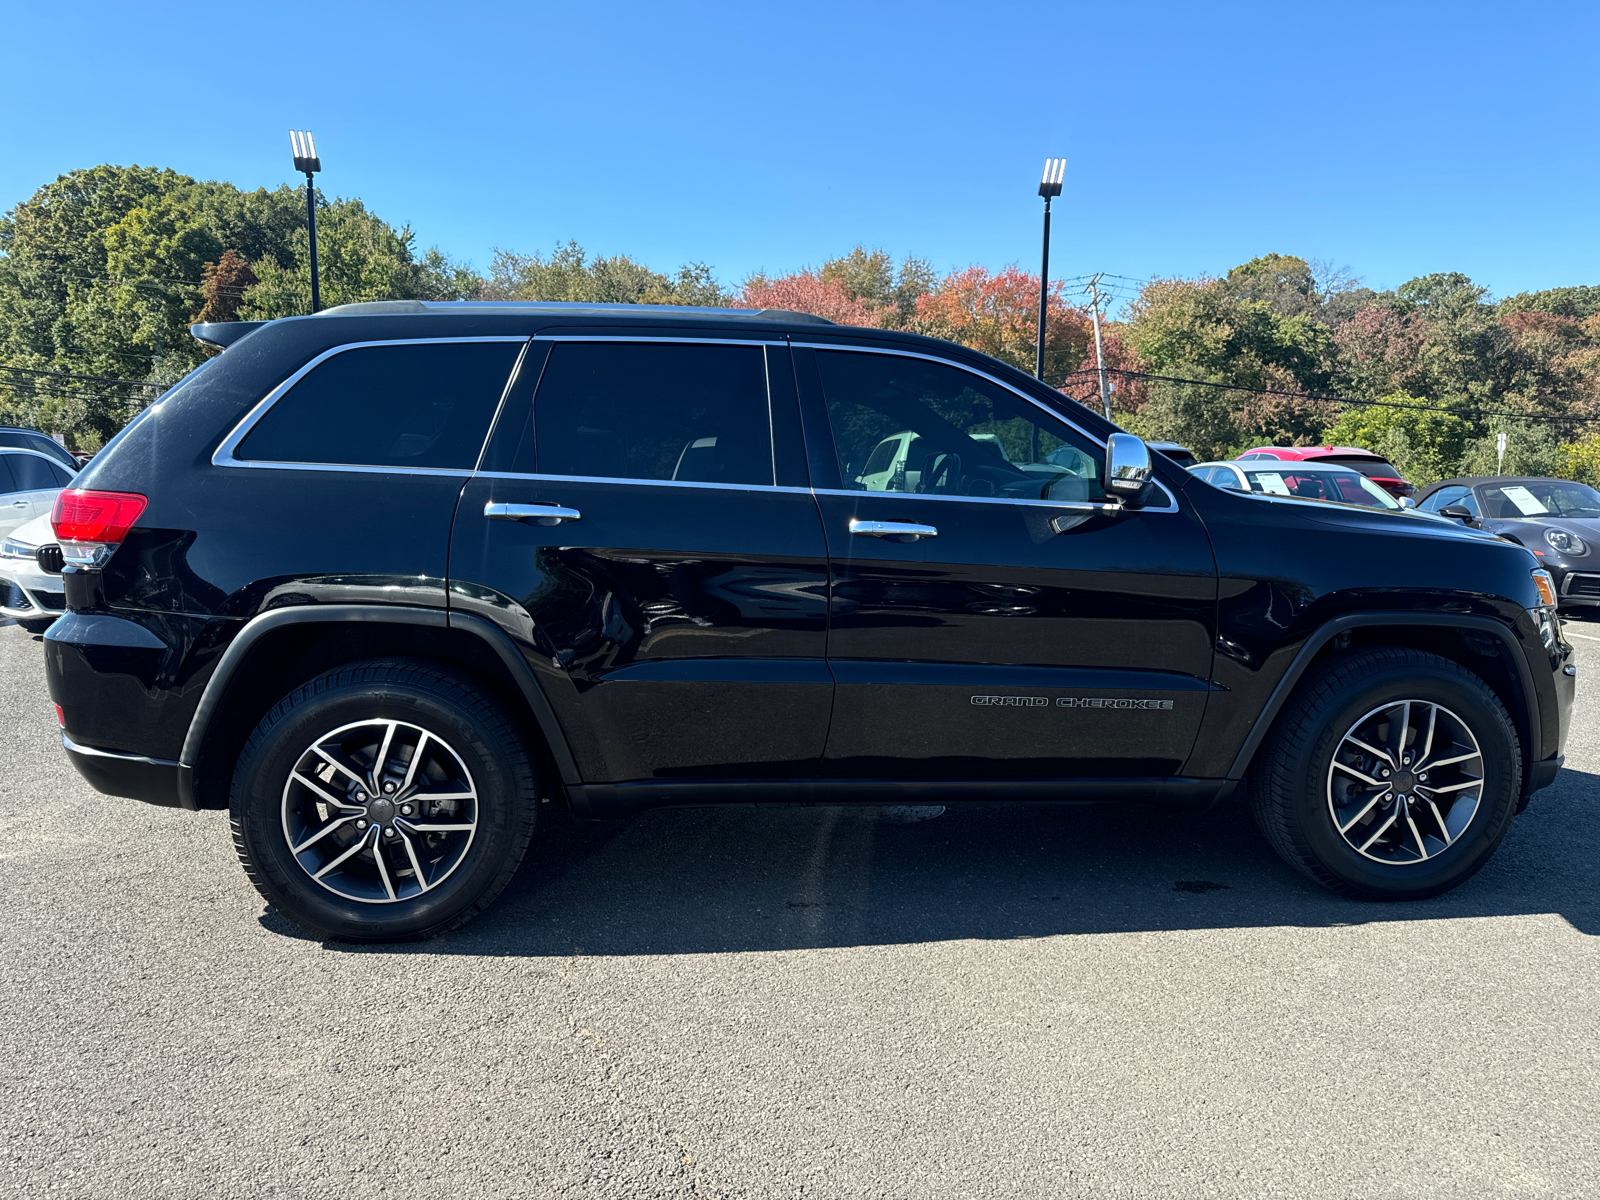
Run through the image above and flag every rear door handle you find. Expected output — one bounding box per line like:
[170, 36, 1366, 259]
[848, 518, 937, 541]
[484, 501, 581, 525]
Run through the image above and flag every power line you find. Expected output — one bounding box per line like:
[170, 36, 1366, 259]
[1044, 366, 1600, 426]
[0, 364, 163, 389]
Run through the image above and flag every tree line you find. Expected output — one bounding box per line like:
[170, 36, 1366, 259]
[2, 163, 1596, 487]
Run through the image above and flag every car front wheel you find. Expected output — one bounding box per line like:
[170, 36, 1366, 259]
[230, 659, 537, 941]
[1250, 647, 1521, 900]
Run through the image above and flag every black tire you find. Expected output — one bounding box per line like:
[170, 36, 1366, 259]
[1249, 647, 1521, 900]
[230, 659, 536, 941]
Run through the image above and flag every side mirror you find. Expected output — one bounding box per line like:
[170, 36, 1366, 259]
[1397, 496, 1417, 509]
[1438, 504, 1475, 524]
[1104, 433, 1152, 501]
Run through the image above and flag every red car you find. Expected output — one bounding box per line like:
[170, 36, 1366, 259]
[1235, 445, 1414, 499]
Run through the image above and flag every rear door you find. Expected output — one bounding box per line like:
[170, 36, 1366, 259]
[0, 453, 35, 536]
[450, 336, 832, 784]
[796, 345, 1217, 780]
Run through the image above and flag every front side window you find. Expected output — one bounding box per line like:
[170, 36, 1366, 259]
[237, 341, 522, 469]
[0, 454, 19, 494]
[816, 350, 1106, 503]
[1480, 480, 1600, 519]
[1419, 485, 1469, 512]
[526, 341, 774, 487]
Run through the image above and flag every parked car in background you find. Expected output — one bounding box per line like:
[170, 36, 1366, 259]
[0, 427, 81, 474]
[1418, 476, 1600, 613]
[1, 445, 77, 538]
[0, 512, 66, 627]
[1148, 441, 1197, 468]
[1237, 445, 1414, 499]
[1190, 459, 1417, 512]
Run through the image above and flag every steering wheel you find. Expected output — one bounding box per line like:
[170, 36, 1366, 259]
[917, 452, 962, 494]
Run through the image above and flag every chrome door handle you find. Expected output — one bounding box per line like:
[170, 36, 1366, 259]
[849, 518, 937, 541]
[9, 501, 26, 509]
[484, 501, 581, 525]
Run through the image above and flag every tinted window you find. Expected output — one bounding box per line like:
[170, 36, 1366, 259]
[9, 453, 67, 490]
[1420, 485, 1469, 513]
[0, 454, 17, 494]
[816, 351, 1106, 503]
[1315, 455, 1398, 479]
[527, 342, 774, 486]
[237, 341, 522, 469]
[0, 431, 75, 471]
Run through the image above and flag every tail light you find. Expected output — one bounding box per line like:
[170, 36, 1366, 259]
[51, 490, 147, 568]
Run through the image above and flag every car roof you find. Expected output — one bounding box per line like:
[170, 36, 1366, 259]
[1224, 458, 1366, 472]
[1420, 475, 1593, 494]
[1240, 445, 1384, 459]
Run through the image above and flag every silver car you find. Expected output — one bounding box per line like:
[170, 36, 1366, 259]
[0, 512, 65, 627]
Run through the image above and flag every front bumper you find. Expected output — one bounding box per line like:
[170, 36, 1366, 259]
[0, 564, 65, 620]
[1558, 570, 1600, 607]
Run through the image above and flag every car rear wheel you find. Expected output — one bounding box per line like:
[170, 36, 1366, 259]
[1249, 648, 1521, 900]
[230, 659, 537, 941]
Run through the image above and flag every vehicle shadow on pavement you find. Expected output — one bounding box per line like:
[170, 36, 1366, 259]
[304, 764, 1600, 955]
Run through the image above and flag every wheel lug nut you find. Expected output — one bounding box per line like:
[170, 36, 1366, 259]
[1382, 768, 1391, 778]
[400, 805, 412, 815]
[356, 819, 367, 829]
[384, 782, 396, 793]
[1419, 773, 1428, 782]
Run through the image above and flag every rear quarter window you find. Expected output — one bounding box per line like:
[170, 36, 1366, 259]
[235, 340, 523, 469]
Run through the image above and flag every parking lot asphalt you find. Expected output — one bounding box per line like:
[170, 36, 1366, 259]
[2, 619, 1599, 1199]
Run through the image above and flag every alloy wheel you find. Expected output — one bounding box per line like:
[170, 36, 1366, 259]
[280, 718, 479, 903]
[1326, 699, 1484, 864]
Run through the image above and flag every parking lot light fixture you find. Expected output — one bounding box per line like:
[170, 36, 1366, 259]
[1036, 157, 1066, 380]
[289, 130, 323, 314]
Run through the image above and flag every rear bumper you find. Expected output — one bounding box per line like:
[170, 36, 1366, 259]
[61, 735, 191, 809]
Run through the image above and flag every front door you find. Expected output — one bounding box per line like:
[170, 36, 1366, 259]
[450, 337, 832, 784]
[795, 345, 1217, 780]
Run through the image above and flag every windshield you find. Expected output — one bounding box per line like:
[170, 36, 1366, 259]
[1478, 480, 1600, 519]
[1236, 464, 1401, 510]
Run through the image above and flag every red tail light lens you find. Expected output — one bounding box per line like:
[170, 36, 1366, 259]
[52, 490, 148, 544]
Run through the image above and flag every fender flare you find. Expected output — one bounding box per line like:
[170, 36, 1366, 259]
[176, 604, 581, 809]
[1224, 611, 1541, 782]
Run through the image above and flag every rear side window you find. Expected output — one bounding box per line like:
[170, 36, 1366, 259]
[0, 454, 18, 493]
[525, 342, 774, 486]
[237, 341, 523, 469]
[8, 453, 69, 490]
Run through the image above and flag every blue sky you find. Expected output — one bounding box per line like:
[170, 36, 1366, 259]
[3, 0, 1596, 309]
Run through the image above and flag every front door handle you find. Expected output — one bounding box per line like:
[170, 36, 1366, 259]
[484, 501, 581, 526]
[849, 518, 937, 542]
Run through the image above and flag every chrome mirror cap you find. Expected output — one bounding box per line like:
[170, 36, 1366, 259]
[1397, 496, 1417, 509]
[1105, 433, 1153, 495]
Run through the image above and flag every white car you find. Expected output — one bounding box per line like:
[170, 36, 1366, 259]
[0, 512, 66, 625]
[1, 445, 76, 539]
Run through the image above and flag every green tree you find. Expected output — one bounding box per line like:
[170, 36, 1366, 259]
[1321, 394, 1473, 487]
[486, 241, 730, 306]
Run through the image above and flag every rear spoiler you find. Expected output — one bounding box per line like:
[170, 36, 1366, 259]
[190, 321, 267, 350]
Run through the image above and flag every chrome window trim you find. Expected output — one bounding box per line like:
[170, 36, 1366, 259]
[532, 334, 787, 347]
[811, 483, 1180, 515]
[467, 471, 1177, 512]
[211, 337, 529, 473]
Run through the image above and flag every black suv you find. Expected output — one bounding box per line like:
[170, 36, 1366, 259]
[43, 301, 1576, 941]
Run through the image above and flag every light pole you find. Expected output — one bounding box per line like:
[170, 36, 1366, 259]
[1035, 158, 1065, 380]
[289, 130, 322, 313]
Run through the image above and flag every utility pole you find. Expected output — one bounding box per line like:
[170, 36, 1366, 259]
[290, 131, 323, 313]
[1086, 273, 1112, 420]
[1036, 159, 1065, 379]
